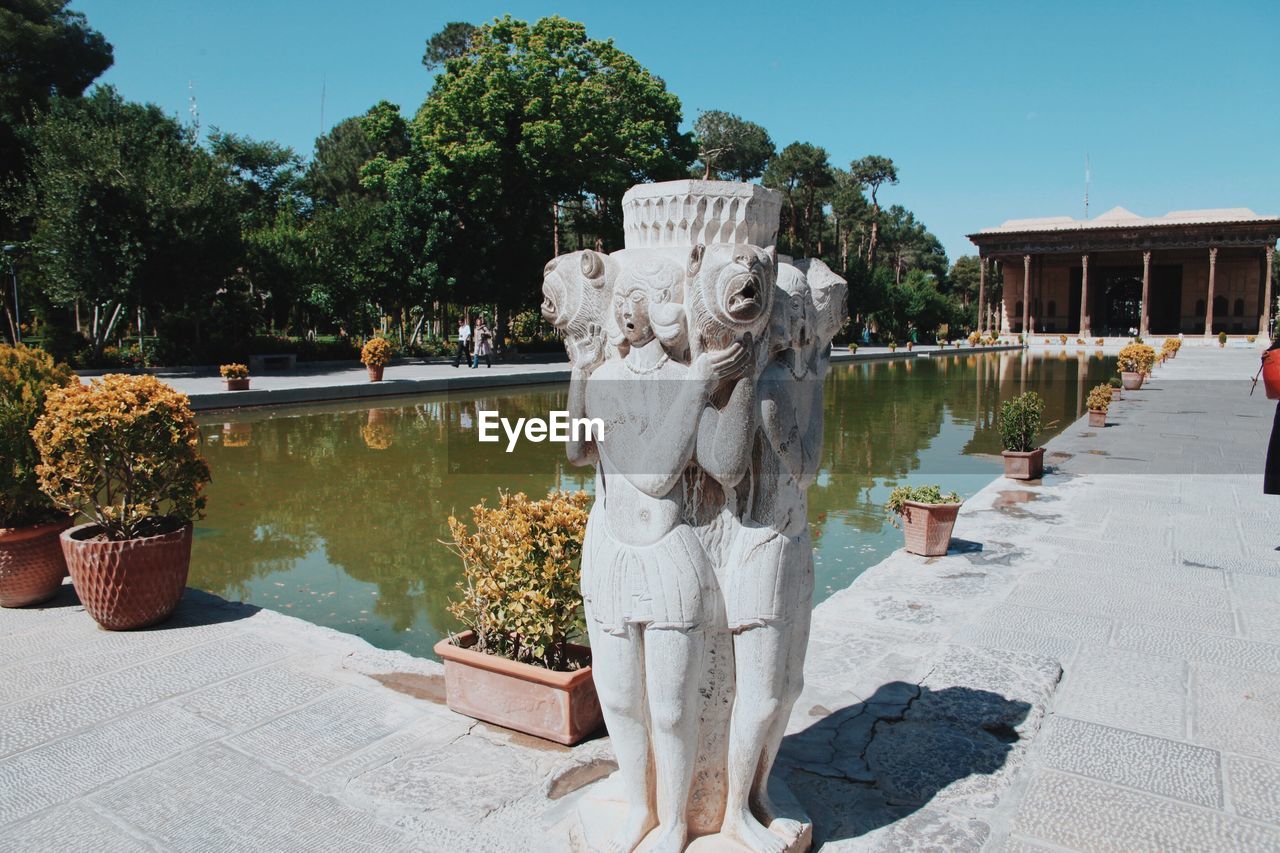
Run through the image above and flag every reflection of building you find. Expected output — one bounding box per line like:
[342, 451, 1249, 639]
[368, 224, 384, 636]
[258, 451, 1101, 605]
[968, 208, 1280, 337]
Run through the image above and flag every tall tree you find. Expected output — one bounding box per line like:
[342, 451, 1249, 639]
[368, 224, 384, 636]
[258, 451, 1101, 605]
[413, 15, 692, 334]
[422, 21, 476, 70]
[22, 87, 239, 351]
[692, 110, 774, 181]
[827, 167, 870, 272]
[0, 0, 113, 237]
[305, 116, 376, 208]
[762, 142, 833, 257]
[849, 154, 897, 273]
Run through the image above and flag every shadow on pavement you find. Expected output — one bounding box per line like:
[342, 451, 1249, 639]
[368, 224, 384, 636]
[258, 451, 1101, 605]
[779, 681, 1031, 845]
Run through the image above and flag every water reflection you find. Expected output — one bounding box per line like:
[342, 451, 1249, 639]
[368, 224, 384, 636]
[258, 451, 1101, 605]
[192, 351, 1115, 657]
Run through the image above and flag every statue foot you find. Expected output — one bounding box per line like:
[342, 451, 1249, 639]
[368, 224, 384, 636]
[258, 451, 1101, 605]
[722, 809, 788, 853]
[646, 822, 688, 853]
[604, 807, 656, 853]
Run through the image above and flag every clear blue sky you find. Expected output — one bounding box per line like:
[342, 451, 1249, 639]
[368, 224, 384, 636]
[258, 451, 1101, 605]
[73, 0, 1278, 262]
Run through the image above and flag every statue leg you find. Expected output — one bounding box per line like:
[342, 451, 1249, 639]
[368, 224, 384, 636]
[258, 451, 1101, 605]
[589, 622, 657, 853]
[643, 627, 706, 853]
[750, 601, 813, 841]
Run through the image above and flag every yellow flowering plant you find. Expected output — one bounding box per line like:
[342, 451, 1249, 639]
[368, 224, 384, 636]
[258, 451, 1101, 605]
[32, 374, 211, 541]
[1087, 384, 1112, 413]
[360, 337, 394, 367]
[219, 363, 249, 379]
[1116, 342, 1156, 374]
[0, 345, 76, 527]
[446, 490, 591, 671]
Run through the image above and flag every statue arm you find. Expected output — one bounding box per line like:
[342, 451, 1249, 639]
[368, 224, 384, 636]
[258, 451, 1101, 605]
[760, 377, 805, 482]
[565, 363, 598, 467]
[696, 374, 757, 488]
[617, 376, 713, 497]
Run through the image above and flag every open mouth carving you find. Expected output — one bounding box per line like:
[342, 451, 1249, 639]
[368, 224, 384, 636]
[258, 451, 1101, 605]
[725, 274, 762, 320]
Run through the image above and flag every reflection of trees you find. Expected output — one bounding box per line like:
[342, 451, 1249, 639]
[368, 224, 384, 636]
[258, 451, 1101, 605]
[192, 387, 592, 644]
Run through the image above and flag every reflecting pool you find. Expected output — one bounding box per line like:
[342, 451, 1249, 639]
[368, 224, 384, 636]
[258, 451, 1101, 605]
[191, 349, 1117, 658]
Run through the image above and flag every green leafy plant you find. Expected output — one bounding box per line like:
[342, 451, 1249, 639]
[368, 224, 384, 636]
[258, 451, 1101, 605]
[885, 484, 961, 527]
[1087, 384, 1111, 413]
[0, 345, 77, 528]
[360, 337, 394, 367]
[998, 391, 1045, 453]
[219, 363, 249, 379]
[32, 374, 211, 540]
[1218, 331, 1228, 345]
[1108, 376, 1122, 389]
[446, 490, 591, 671]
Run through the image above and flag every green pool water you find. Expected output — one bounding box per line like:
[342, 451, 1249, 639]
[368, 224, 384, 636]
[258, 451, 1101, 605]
[191, 349, 1117, 658]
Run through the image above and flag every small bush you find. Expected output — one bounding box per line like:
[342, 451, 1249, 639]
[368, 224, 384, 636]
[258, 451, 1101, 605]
[998, 391, 1045, 453]
[1108, 376, 1122, 388]
[0, 345, 77, 527]
[446, 490, 591, 671]
[33, 375, 210, 540]
[1247, 335, 1257, 344]
[1219, 331, 1228, 345]
[1087, 384, 1112, 413]
[968, 331, 980, 346]
[1117, 342, 1156, 374]
[219, 363, 249, 379]
[885, 484, 961, 527]
[1095, 338, 1105, 346]
[360, 337, 394, 367]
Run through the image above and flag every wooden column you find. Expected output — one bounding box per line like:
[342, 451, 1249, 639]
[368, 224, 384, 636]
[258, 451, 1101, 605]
[1204, 247, 1218, 336]
[1080, 253, 1090, 337]
[1261, 245, 1274, 337]
[977, 257, 987, 334]
[1140, 250, 1151, 336]
[1021, 254, 1031, 335]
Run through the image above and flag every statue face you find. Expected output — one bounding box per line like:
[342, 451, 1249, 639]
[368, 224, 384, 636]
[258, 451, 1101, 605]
[540, 250, 613, 335]
[614, 284, 655, 346]
[715, 248, 771, 325]
[687, 243, 777, 354]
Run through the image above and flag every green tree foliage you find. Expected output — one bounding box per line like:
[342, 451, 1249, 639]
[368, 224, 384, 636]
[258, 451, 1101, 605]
[763, 142, 834, 257]
[0, 0, 113, 237]
[22, 87, 240, 354]
[692, 110, 774, 181]
[422, 21, 476, 70]
[849, 154, 898, 271]
[413, 15, 693, 329]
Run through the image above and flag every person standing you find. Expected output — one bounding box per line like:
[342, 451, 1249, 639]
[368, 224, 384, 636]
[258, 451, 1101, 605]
[471, 316, 493, 368]
[452, 317, 471, 368]
[1266, 336, 1280, 495]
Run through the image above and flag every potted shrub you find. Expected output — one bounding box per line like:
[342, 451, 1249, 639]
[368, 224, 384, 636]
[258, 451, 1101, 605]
[32, 375, 211, 630]
[886, 485, 962, 557]
[906, 340, 914, 351]
[1059, 334, 1068, 345]
[887, 341, 897, 352]
[1076, 337, 1085, 345]
[1117, 342, 1155, 390]
[999, 391, 1046, 480]
[435, 490, 601, 745]
[1219, 331, 1228, 348]
[361, 337, 394, 381]
[968, 331, 980, 347]
[220, 363, 250, 391]
[1161, 338, 1178, 361]
[1247, 335, 1257, 344]
[1108, 376, 1123, 401]
[1086, 384, 1111, 428]
[0, 346, 77, 608]
[1095, 338, 1105, 347]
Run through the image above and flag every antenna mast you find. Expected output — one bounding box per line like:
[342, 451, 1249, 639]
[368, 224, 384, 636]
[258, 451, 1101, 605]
[187, 80, 199, 144]
[320, 73, 326, 137]
[1084, 153, 1091, 220]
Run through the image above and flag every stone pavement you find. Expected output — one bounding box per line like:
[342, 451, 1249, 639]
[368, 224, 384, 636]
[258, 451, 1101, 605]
[85, 344, 1022, 411]
[4, 344, 1276, 851]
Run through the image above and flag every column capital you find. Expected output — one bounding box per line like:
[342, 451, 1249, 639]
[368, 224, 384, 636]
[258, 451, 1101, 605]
[1209, 246, 1218, 263]
[1142, 250, 1152, 264]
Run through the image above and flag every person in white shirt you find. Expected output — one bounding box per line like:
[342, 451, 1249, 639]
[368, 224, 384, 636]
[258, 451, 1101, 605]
[452, 318, 471, 368]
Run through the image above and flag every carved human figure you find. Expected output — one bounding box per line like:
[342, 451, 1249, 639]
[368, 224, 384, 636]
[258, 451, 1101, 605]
[564, 258, 749, 853]
[719, 261, 848, 852]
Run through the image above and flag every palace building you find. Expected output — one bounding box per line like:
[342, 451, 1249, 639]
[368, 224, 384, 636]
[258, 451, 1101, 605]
[967, 207, 1280, 338]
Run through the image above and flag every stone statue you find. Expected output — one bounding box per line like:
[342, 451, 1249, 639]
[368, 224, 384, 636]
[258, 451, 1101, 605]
[542, 180, 841, 852]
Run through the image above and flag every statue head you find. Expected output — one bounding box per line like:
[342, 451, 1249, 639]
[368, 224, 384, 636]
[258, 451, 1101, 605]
[540, 249, 617, 340]
[771, 263, 816, 354]
[685, 243, 776, 357]
[607, 251, 688, 358]
[797, 258, 849, 347]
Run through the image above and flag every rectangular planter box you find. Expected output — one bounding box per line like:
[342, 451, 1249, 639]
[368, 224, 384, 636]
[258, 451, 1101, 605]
[1002, 447, 1045, 480]
[433, 631, 603, 745]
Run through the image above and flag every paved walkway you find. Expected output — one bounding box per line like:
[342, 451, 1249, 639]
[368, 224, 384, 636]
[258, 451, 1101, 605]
[91, 344, 1022, 411]
[4, 345, 1276, 851]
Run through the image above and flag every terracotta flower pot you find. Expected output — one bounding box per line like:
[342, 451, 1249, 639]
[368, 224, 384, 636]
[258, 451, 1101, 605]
[224, 378, 250, 391]
[1110, 388, 1122, 401]
[1002, 448, 1045, 480]
[1088, 409, 1107, 428]
[0, 520, 72, 607]
[1120, 371, 1143, 391]
[1263, 349, 1280, 401]
[898, 500, 961, 557]
[434, 631, 603, 745]
[366, 364, 385, 382]
[62, 522, 192, 630]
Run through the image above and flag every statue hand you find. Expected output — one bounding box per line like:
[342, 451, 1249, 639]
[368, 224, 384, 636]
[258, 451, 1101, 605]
[705, 340, 750, 382]
[568, 324, 606, 372]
